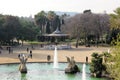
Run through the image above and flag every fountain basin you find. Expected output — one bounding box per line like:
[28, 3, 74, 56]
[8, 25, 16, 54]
[43, 45, 71, 50]
[0, 63, 107, 80]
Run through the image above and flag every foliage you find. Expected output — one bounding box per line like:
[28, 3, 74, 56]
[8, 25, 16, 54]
[62, 12, 110, 47]
[27, 41, 44, 45]
[34, 11, 47, 34]
[0, 14, 5, 41]
[34, 11, 64, 35]
[18, 17, 38, 41]
[106, 34, 120, 80]
[90, 52, 106, 78]
[0, 15, 22, 45]
[110, 7, 120, 29]
[102, 52, 111, 63]
[108, 7, 120, 43]
[0, 14, 38, 45]
[5, 16, 21, 40]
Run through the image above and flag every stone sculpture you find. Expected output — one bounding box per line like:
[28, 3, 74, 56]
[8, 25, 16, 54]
[18, 54, 29, 73]
[65, 56, 80, 73]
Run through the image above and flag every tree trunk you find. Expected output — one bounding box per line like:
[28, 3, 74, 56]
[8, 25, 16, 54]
[22, 40, 24, 46]
[76, 36, 80, 48]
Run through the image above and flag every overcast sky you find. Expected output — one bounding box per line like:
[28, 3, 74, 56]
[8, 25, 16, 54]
[0, 0, 120, 17]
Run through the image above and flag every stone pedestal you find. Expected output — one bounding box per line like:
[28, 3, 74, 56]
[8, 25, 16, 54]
[65, 57, 80, 74]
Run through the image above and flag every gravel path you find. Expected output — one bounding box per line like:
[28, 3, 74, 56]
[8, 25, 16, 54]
[0, 45, 110, 64]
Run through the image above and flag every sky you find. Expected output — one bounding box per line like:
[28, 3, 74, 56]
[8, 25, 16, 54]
[0, 0, 120, 17]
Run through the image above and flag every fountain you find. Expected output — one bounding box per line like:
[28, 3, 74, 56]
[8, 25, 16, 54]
[45, 27, 68, 68]
[0, 18, 108, 80]
[65, 56, 80, 73]
[18, 53, 29, 73]
[0, 63, 108, 80]
[82, 63, 86, 80]
[53, 46, 59, 68]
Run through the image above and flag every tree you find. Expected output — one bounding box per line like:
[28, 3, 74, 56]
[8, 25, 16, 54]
[47, 11, 57, 32]
[106, 34, 120, 79]
[46, 21, 51, 34]
[62, 11, 110, 47]
[52, 15, 61, 31]
[2, 15, 21, 45]
[18, 17, 38, 44]
[90, 53, 106, 78]
[0, 14, 5, 44]
[108, 7, 120, 43]
[35, 11, 47, 35]
[47, 11, 63, 32]
[35, 11, 64, 35]
[110, 7, 120, 29]
[0, 14, 39, 46]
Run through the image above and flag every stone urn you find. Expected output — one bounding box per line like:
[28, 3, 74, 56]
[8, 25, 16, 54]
[65, 56, 80, 74]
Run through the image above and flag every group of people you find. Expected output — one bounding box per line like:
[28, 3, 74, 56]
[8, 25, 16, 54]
[0, 50, 1, 54]
[0, 46, 13, 54]
[18, 47, 32, 59]
[8, 47, 13, 54]
[18, 47, 52, 62]
[0, 47, 2, 54]
[26, 48, 32, 58]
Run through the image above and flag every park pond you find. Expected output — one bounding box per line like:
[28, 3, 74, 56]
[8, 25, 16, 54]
[0, 63, 107, 80]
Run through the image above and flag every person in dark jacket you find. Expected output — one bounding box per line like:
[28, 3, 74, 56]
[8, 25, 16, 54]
[29, 50, 32, 59]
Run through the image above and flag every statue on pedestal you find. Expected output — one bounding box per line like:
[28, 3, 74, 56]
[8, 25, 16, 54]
[18, 54, 29, 73]
[65, 56, 80, 74]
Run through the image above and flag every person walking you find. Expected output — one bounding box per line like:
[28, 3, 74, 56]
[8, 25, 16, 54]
[8, 47, 11, 54]
[29, 50, 32, 59]
[27, 48, 29, 53]
[47, 55, 51, 62]
[86, 56, 88, 63]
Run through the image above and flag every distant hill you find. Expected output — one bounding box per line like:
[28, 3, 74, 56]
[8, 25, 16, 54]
[55, 11, 79, 16]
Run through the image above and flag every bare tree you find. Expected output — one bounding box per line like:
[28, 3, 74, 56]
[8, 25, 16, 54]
[62, 12, 110, 47]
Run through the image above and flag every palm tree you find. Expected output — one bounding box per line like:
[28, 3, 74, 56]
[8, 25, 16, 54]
[35, 11, 47, 35]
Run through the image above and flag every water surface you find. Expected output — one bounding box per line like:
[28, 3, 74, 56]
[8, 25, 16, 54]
[0, 63, 107, 80]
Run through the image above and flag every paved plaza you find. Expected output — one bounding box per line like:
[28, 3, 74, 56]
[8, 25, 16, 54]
[0, 45, 110, 64]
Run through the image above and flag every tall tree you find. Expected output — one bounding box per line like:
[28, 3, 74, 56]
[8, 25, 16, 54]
[47, 11, 57, 32]
[0, 14, 5, 43]
[3, 15, 21, 44]
[35, 11, 47, 35]
[90, 53, 106, 78]
[110, 7, 120, 29]
[52, 15, 61, 31]
[108, 7, 120, 43]
[18, 17, 38, 44]
[62, 11, 110, 47]
[107, 34, 120, 79]
[47, 11, 63, 32]
[46, 21, 51, 34]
